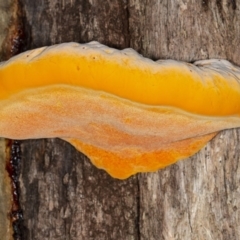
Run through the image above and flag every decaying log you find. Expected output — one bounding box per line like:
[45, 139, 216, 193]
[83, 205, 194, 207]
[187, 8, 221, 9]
[0, 0, 240, 239]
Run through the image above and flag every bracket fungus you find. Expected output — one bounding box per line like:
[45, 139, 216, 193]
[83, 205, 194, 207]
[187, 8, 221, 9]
[0, 41, 240, 179]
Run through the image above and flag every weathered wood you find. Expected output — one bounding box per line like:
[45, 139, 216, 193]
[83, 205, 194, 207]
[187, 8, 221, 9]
[138, 130, 240, 239]
[20, 139, 138, 239]
[129, 0, 240, 63]
[0, 139, 12, 240]
[19, 1, 138, 239]
[21, 0, 129, 49]
[0, 0, 25, 60]
[129, 0, 240, 239]
[0, 1, 25, 239]
[0, 3, 12, 238]
[1, 0, 240, 239]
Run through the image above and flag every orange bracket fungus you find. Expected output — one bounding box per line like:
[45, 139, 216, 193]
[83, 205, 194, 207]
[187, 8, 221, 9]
[0, 41, 240, 179]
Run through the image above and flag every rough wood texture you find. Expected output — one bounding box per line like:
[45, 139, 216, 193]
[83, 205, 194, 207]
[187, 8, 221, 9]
[129, 0, 240, 63]
[0, 139, 12, 240]
[128, 1, 240, 239]
[0, 2, 23, 239]
[19, 1, 138, 240]
[0, 0, 12, 51]
[0, 6, 11, 235]
[0, 0, 25, 60]
[0, 0, 240, 239]
[20, 139, 138, 239]
[138, 130, 240, 239]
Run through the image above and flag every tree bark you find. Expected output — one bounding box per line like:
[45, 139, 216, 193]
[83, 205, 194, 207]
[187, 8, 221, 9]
[0, 0, 240, 239]
[19, 1, 138, 240]
[0, 1, 25, 239]
[0, 139, 12, 239]
[129, 1, 240, 239]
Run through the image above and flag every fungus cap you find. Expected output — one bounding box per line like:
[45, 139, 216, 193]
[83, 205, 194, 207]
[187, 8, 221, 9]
[0, 41, 240, 179]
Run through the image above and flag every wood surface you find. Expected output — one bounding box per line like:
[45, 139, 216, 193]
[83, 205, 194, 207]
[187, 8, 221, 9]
[0, 0, 240, 239]
[0, 1, 24, 239]
[0, 139, 12, 240]
[0, 3, 12, 238]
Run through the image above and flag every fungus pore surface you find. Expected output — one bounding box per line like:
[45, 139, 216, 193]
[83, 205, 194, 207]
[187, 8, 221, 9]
[0, 41, 240, 179]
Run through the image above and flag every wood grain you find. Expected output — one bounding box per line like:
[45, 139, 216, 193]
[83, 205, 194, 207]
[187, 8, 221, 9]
[0, 1, 24, 239]
[129, 0, 240, 239]
[0, 0, 240, 239]
[20, 139, 138, 239]
[0, 139, 12, 240]
[19, 0, 138, 239]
